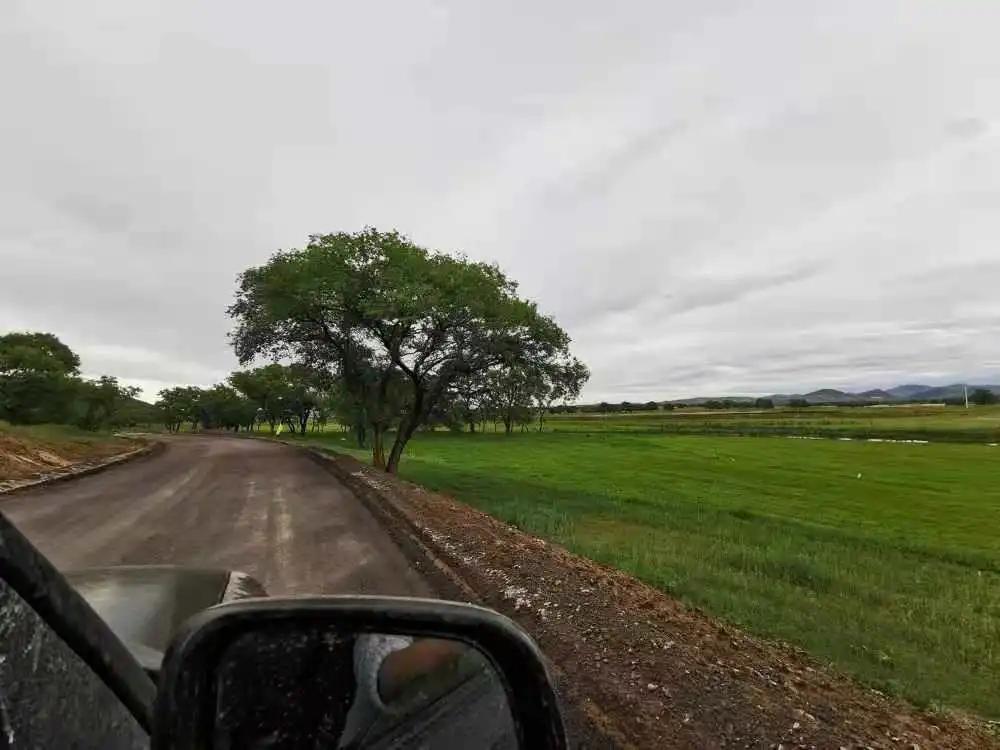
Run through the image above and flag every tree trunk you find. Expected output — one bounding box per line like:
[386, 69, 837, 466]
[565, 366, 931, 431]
[386, 422, 413, 474]
[371, 425, 386, 469]
[386, 384, 428, 474]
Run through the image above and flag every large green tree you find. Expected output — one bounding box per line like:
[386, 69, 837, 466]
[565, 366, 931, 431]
[156, 386, 204, 432]
[0, 332, 80, 375]
[198, 385, 257, 431]
[0, 332, 81, 424]
[449, 369, 491, 433]
[229, 228, 575, 472]
[486, 365, 537, 435]
[229, 364, 321, 434]
[75, 376, 141, 431]
[0, 331, 155, 429]
[531, 357, 590, 432]
[970, 388, 998, 406]
[283, 364, 324, 435]
[229, 366, 287, 432]
[486, 356, 589, 434]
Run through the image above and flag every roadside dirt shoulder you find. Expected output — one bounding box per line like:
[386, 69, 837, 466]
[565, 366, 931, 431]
[0, 436, 156, 495]
[318, 450, 997, 750]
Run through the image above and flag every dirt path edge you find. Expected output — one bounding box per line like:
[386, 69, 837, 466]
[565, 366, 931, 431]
[0, 441, 163, 498]
[304, 448, 615, 747]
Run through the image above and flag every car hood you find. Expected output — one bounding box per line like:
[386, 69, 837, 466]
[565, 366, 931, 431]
[65, 565, 264, 674]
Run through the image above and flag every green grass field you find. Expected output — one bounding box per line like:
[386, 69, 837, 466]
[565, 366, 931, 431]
[545, 403, 1000, 443]
[290, 427, 1000, 718]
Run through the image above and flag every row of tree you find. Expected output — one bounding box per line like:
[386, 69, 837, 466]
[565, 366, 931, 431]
[0, 332, 155, 429]
[156, 357, 589, 440]
[156, 364, 324, 434]
[591, 401, 664, 413]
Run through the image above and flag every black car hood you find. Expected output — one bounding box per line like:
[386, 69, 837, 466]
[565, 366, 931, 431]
[65, 565, 264, 674]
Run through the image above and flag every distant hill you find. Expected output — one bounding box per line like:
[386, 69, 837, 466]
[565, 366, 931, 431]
[857, 389, 895, 401]
[885, 384, 932, 399]
[802, 388, 853, 403]
[667, 383, 1000, 407]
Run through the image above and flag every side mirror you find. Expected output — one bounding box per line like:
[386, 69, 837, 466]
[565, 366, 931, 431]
[152, 597, 567, 749]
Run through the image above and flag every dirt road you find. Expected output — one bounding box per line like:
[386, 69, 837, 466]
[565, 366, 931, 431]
[1, 435, 432, 597]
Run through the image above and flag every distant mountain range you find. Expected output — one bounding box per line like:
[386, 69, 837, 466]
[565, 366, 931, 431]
[670, 383, 1000, 406]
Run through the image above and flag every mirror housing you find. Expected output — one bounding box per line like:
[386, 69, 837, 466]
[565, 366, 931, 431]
[152, 596, 567, 749]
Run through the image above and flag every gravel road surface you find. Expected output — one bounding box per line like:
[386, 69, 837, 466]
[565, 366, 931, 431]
[1, 435, 433, 597]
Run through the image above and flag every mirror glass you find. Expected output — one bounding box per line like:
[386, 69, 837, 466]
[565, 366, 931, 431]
[211, 623, 518, 749]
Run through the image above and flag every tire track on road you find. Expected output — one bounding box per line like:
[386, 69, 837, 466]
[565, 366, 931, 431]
[2, 436, 436, 598]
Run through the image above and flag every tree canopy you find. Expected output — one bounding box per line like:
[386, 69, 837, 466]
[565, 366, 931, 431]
[0, 332, 148, 428]
[228, 364, 322, 434]
[970, 388, 998, 406]
[228, 228, 585, 471]
[76, 376, 142, 431]
[156, 386, 204, 432]
[0, 332, 80, 375]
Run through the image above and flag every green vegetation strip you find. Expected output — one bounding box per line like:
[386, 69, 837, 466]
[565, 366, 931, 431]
[547, 404, 1000, 443]
[0, 421, 131, 445]
[290, 429, 1000, 718]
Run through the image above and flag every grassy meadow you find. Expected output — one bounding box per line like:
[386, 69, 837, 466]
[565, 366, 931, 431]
[545, 403, 1000, 442]
[287, 414, 1000, 718]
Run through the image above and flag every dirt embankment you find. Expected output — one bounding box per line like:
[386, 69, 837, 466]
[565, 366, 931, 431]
[320, 450, 998, 750]
[0, 428, 141, 483]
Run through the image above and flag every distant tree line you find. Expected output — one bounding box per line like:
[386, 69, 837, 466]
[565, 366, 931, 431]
[699, 399, 746, 410]
[156, 363, 326, 435]
[968, 388, 997, 405]
[0, 332, 156, 430]
[583, 401, 666, 413]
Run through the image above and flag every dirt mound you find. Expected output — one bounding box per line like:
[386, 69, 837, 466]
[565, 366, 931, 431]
[329, 452, 998, 749]
[0, 432, 136, 482]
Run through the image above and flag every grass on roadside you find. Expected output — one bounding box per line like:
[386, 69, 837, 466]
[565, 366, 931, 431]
[286, 428, 1000, 719]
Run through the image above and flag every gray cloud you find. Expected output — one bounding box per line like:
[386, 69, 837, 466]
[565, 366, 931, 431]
[2, 0, 999, 402]
[946, 117, 990, 141]
[657, 262, 826, 317]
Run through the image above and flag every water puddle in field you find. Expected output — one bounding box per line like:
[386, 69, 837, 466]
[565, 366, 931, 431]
[784, 435, 935, 444]
[782, 435, 1000, 446]
[862, 438, 929, 444]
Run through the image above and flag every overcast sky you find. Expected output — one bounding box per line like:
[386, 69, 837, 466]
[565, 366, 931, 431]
[3, 1, 999, 402]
